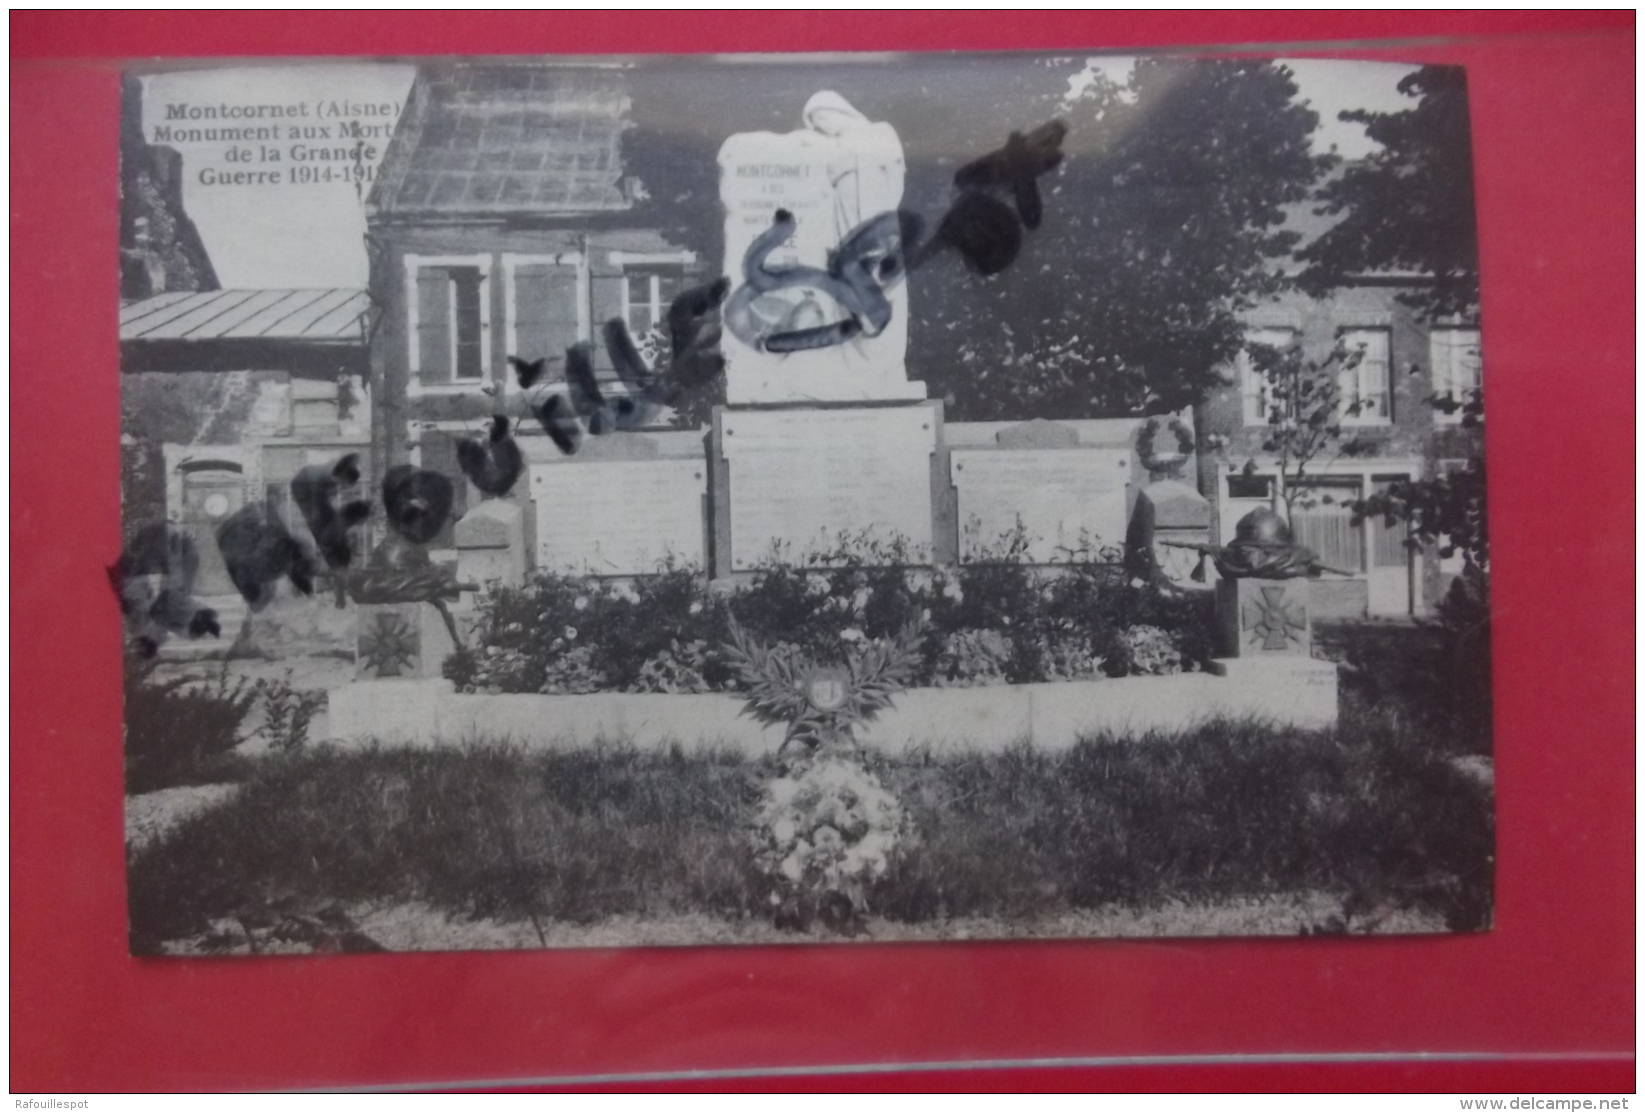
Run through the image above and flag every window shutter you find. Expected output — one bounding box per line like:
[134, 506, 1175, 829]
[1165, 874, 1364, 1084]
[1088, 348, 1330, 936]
[590, 271, 626, 375]
[514, 264, 581, 378]
[1369, 479, 1409, 568]
[1240, 354, 1264, 424]
[450, 268, 485, 381]
[1359, 332, 1390, 419]
[415, 268, 452, 384]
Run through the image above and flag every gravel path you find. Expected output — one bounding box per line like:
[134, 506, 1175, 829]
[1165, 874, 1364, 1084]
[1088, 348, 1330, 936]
[152, 893, 1444, 954]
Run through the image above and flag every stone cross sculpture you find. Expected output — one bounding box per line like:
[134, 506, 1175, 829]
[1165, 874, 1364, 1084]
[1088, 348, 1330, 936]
[717, 91, 927, 404]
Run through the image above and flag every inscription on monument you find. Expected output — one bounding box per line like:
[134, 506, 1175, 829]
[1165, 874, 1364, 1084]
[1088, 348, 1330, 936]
[950, 449, 1130, 562]
[529, 460, 707, 575]
[721, 407, 936, 569]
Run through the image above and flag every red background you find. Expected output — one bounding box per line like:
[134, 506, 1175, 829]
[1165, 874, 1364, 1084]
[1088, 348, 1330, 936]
[10, 12, 1634, 1094]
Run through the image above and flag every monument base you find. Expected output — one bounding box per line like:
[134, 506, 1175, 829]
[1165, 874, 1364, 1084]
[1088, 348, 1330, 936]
[1204, 656, 1339, 730]
[724, 370, 928, 406]
[712, 401, 942, 574]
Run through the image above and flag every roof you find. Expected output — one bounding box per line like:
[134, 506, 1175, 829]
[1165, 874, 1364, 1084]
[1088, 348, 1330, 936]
[119, 289, 369, 342]
[369, 64, 631, 218]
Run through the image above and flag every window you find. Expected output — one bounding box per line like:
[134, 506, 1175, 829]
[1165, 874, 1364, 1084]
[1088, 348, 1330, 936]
[1430, 328, 1482, 422]
[407, 256, 491, 387]
[1338, 328, 1391, 425]
[609, 250, 695, 370]
[1227, 474, 1275, 500]
[505, 253, 586, 377]
[623, 269, 683, 350]
[1238, 328, 1297, 426]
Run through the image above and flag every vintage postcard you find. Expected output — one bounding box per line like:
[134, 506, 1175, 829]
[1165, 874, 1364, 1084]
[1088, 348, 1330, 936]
[116, 51, 1492, 955]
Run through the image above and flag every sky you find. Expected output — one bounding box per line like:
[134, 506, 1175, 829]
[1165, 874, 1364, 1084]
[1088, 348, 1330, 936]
[139, 57, 1422, 291]
[1064, 56, 1420, 159]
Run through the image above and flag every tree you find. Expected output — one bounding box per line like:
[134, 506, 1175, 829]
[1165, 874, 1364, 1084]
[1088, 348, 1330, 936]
[916, 57, 1332, 419]
[621, 56, 1330, 422]
[1357, 390, 1488, 571]
[1291, 65, 1487, 568]
[1297, 65, 1479, 319]
[1228, 338, 1372, 520]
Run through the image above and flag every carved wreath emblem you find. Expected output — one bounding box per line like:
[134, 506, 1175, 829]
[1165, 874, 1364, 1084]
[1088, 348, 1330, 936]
[1243, 585, 1307, 652]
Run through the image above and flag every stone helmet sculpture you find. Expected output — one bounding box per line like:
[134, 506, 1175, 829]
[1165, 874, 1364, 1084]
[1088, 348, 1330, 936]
[1214, 506, 1350, 580]
[1162, 505, 1355, 581]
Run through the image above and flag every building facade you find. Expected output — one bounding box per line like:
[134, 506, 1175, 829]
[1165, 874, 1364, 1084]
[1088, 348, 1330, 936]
[364, 63, 709, 552]
[1200, 281, 1483, 618]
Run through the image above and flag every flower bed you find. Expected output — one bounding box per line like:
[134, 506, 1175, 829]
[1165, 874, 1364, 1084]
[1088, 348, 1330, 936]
[442, 544, 1217, 697]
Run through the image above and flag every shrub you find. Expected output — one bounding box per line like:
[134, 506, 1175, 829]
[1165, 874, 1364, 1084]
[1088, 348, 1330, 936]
[446, 541, 1220, 695]
[253, 674, 328, 754]
[1314, 567, 1492, 757]
[1108, 624, 1186, 676]
[931, 628, 1013, 687]
[124, 655, 258, 794]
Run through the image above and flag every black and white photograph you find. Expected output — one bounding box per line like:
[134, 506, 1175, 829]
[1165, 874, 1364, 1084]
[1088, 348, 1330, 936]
[116, 50, 1493, 955]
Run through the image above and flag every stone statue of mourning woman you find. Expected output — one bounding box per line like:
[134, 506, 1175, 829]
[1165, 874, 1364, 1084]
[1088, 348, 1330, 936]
[717, 91, 927, 404]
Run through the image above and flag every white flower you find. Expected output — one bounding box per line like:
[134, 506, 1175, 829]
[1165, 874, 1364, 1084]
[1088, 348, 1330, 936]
[921, 608, 932, 622]
[564, 626, 579, 641]
[805, 573, 830, 597]
[780, 854, 804, 882]
[1130, 577, 1146, 589]
[573, 596, 589, 611]
[772, 817, 797, 843]
[851, 587, 871, 613]
[941, 580, 964, 602]
[840, 627, 864, 643]
[688, 601, 703, 615]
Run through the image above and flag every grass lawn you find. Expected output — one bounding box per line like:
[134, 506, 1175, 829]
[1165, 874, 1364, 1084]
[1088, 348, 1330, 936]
[127, 704, 1493, 954]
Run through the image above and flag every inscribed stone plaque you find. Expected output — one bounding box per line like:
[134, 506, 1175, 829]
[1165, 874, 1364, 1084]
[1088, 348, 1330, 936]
[721, 407, 935, 568]
[717, 92, 925, 404]
[950, 448, 1130, 562]
[529, 459, 707, 575]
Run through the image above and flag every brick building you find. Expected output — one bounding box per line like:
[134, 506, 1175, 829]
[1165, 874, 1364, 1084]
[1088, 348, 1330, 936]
[363, 63, 709, 550]
[1199, 278, 1482, 618]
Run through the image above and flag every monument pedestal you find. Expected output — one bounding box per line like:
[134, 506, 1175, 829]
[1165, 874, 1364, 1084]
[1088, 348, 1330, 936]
[355, 601, 457, 680]
[1216, 576, 1312, 658]
[454, 498, 527, 594]
[1129, 477, 1212, 586]
[1211, 577, 1337, 727]
[712, 401, 943, 575]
